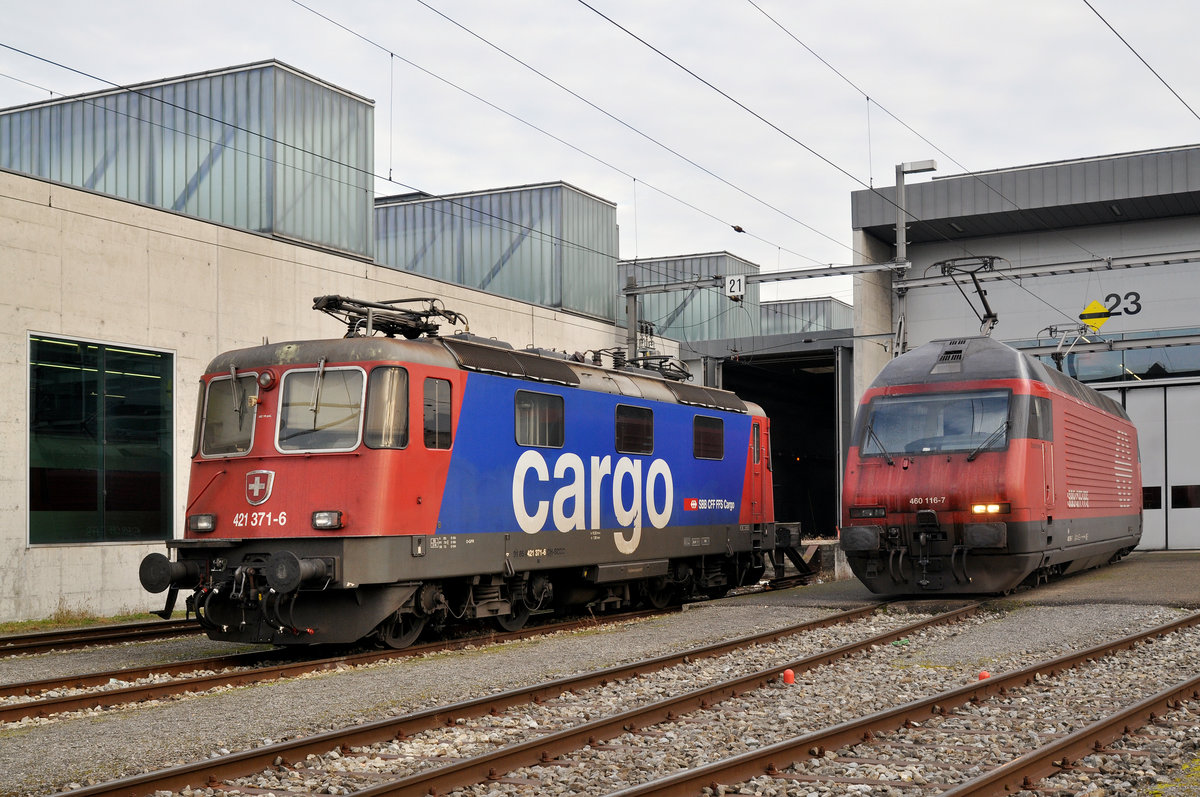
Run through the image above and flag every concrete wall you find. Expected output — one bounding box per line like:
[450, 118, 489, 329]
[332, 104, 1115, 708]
[850, 230, 896, 404]
[1, 169, 643, 622]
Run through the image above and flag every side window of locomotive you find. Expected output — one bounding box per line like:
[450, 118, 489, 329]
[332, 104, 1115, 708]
[615, 404, 653, 454]
[424, 377, 453, 450]
[365, 367, 409, 449]
[515, 390, 564, 448]
[200, 374, 259, 457]
[278, 367, 364, 452]
[1028, 395, 1053, 440]
[693, 415, 724, 460]
[191, 382, 205, 457]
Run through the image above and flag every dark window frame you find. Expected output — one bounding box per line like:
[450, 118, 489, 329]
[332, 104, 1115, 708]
[200, 373, 260, 457]
[28, 334, 174, 545]
[276, 366, 365, 453]
[693, 415, 724, 460]
[615, 404, 654, 454]
[423, 377, 453, 450]
[365, 366, 410, 450]
[515, 390, 565, 448]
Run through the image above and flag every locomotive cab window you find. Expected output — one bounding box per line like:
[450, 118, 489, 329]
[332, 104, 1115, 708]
[862, 389, 1011, 457]
[424, 377, 452, 449]
[694, 415, 724, 459]
[277, 366, 364, 452]
[365, 367, 409, 449]
[515, 390, 564, 447]
[615, 404, 654, 454]
[201, 374, 259, 456]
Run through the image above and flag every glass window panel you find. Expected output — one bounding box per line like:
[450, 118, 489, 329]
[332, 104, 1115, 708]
[1171, 485, 1200, 509]
[365, 367, 409, 449]
[29, 336, 173, 544]
[615, 404, 653, 454]
[693, 416, 724, 460]
[1143, 486, 1162, 510]
[423, 378, 452, 449]
[862, 389, 1010, 457]
[278, 367, 363, 451]
[201, 375, 259, 456]
[515, 391, 564, 448]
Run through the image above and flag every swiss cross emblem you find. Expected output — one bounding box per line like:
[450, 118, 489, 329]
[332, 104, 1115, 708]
[245, 470, 275, 506]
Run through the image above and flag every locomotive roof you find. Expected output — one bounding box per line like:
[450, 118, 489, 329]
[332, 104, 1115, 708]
[204, 335, 757, 414]
[872, 336, 1128, 418]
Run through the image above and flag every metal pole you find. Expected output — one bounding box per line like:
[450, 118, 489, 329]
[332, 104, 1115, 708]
[625, 275, 638, 361]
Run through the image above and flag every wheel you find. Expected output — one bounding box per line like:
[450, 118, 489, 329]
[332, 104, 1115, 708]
[702, 585, 731, 600]
[494, 600, 531, 632]
[644, 577, 675, 610]
[382, 613, 427, 649]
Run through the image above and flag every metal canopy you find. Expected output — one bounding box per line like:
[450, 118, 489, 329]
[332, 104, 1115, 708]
[852, 146, 1200, 245]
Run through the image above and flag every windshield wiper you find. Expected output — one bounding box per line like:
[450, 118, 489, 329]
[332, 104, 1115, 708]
[229, 365, 244, 429]
[309, 357, 327, 429]
[865, 421, 895, 466]
[967, 419, 1009, 462]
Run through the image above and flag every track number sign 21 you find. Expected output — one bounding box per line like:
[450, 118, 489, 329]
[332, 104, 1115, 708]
[725, 275, 745, 302]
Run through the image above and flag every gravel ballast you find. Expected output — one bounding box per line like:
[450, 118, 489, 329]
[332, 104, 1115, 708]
[0, 599, 1190, 796]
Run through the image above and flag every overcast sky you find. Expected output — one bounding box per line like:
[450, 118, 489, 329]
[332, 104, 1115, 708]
[3, 0, 1199, 305]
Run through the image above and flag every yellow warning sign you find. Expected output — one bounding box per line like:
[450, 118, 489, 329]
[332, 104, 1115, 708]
[1078, 300, 1110, 332]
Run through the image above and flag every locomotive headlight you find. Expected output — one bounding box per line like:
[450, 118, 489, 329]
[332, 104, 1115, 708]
[257, 370, 276, 390]
[971, 502, 1011, 515]
[311, 510, 344, 530]
[187, 513, 217, 532]
[849, 506, 886, 519]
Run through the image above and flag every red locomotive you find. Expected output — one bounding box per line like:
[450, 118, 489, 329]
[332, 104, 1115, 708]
[840, 335, 1141, 594]
[140, 297, 802, 646]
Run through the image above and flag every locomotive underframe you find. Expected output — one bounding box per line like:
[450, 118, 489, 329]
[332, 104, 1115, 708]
[841, 512, 1140, 595]
[152, 522, 795, 646]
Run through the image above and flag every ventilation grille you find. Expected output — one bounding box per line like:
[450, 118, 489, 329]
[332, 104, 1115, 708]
[931, 340, 968, 374]
[665, 381, 747, 412]
[442, 339, 580, 385]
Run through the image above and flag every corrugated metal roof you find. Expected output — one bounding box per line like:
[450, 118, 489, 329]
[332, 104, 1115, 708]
[851, 145, 1200, 245]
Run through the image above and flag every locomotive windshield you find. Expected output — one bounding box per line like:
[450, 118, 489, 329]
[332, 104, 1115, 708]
[861, 389, 1010, 457]
[278, 366, 365, 451]
[199, 374, 259, 456]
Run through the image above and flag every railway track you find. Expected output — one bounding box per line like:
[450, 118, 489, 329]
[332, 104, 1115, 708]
[0, 609, 696, 725]
[1, 580, 821, 726]
[0, 619, 202, 656]
[618, 611, 1200, 796]
[46, 603, 1200, 797]
[48, 601, 961, 796]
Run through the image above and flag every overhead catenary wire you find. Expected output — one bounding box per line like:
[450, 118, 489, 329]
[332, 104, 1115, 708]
[284, 0, 840, 280]
[1081, 0, 1200, 123]
[415, 0, 861, 266]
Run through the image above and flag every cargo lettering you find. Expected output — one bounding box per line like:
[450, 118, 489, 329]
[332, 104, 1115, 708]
[511, 450, 674, 553]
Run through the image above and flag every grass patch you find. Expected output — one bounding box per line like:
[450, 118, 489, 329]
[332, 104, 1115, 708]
[0, 607, 176, 635]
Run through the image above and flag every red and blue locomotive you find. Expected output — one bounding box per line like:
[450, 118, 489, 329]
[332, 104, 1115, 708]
[840, 335, 1142, 594]
[140, 296, 796, 646]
